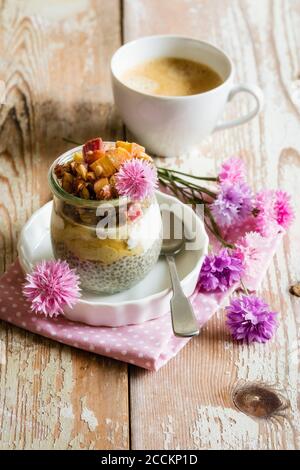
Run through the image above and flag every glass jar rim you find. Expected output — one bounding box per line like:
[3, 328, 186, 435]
[48, 144, 130, 208]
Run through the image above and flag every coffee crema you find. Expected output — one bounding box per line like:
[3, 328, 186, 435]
[121, 57, 223, 96]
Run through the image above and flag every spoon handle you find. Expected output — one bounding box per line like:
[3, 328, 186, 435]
[166, 255, 200, 337]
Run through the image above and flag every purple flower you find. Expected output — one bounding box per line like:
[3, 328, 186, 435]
[197, 248, 245, 292]
[211, 182, 253, 228]
[23, 260, 81, 317]
[115, 159, 158, 201]
[226, 295, 278, 343]
[218, 157, 246, 184]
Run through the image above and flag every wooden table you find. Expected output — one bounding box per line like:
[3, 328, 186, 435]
[0, 0, 299, 450]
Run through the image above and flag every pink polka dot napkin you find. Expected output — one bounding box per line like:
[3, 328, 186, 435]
[0, 230, 282, 371]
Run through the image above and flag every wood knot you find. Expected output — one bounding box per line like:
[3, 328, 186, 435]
[290, 283, 300, 297]
[232, 382, 290, 418]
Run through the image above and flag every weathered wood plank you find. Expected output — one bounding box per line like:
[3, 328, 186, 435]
[125, 0, 300, 450]
[0, 0, 129, 449]
[1, 0, 299, 450]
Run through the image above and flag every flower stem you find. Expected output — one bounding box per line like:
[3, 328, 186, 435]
[205, 206, 223, 238]
[158, 169, 217, 199]
[159, 171, 232, 247]
[204, 222, 235, 249]
[204, 206, 235, 248]
[240, 280, 249, 295]
[63, 137, 82, 146]
[157, 167, 218, 182]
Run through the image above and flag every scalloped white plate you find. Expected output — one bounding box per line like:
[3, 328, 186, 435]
[18, 191, 208, 326]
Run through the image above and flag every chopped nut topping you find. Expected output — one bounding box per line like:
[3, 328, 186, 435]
[81, 187, 90, 199]
[94, 177, 109, 196]
[62, 172, 73, 193]
[73, 177, 85, 194]
[76, 163, 88, 180]
[86, 171, 96, 182]
[55, 163, 70, 178]
[98, 184, 112, 200]
[54, 138, 153, 201]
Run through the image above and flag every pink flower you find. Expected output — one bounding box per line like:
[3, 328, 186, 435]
[274, 190, 294, 229]
[236, 232, 269, 284]
[115, 159, 158, 201]
[254, 190, 277, 236]
[218, 157, 246, 184]
[23, 260, 81, 317]
[254, 190, 294, 236]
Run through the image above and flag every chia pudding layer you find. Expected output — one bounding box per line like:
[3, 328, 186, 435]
[53, 237, 162, 294]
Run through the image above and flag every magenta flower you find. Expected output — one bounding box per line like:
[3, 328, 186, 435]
[211, 182, 253, 228]
[115, 159, 158, 200]
[254, 190, 294, 236]
[218, 157, 246, 184]
[274, 190, 294, 229]
[226, 294, 278, 343]
[197, 248, 245, 292]
[23, 260, 81, 317]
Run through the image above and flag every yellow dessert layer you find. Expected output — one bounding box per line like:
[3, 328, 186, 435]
[51, 214, 142, 263]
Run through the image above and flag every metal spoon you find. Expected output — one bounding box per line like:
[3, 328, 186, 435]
[161, 212, 199, 337]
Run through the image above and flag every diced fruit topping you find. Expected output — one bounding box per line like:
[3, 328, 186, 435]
[116, 141, 145, 157]
[127, 203, 143, 222]
[97, 153, 116, 177]
[83, 139, 105, 164]
[131, 143, 146, 158]
[83, 138, 103, 156]
[54, 138, 155, 201]
[73, 152, 84, 163]
[90, 158, 104, 173]
[85, 149, 105, 165]
[106, 147, 132, 170]
[116, 141, 132, 152]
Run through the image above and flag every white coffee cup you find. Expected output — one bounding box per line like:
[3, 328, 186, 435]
[111, 35, 264, 158]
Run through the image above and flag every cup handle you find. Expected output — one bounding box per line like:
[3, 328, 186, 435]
[214, 84, 264, 132]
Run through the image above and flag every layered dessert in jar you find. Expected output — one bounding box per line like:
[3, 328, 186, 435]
[48, 138, 162, 294]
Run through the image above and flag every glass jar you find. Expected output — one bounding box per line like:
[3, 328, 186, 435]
[48, 147, 162, 294]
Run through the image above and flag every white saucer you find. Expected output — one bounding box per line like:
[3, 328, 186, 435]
[18, 191, 208, 327]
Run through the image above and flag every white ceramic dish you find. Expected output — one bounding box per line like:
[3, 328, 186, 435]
[18, 191, 208, 327]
